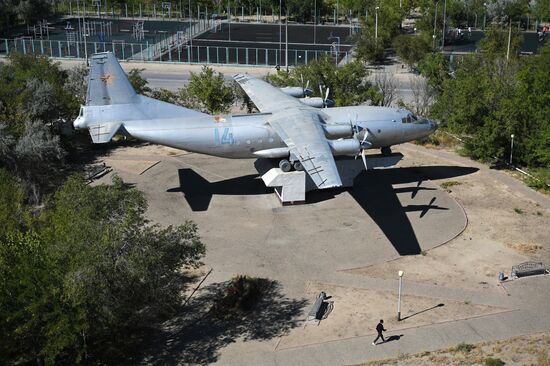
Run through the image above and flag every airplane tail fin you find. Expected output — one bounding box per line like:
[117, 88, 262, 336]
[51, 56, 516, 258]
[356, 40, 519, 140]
[74, 51, 209, 144]
[86, 52, 137, 106]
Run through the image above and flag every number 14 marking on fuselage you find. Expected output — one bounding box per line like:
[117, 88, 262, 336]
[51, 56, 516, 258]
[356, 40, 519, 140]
[214, 127, 235, 145]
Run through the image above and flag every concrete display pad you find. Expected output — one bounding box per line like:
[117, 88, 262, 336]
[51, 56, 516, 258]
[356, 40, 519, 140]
[99, 148, 470, 273]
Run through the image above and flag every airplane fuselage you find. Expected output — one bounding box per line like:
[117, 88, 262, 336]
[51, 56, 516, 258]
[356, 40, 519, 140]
[98, 100, 436, 159]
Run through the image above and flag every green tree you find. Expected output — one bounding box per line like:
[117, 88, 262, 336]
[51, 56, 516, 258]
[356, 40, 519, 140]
[417, 52, 449, 93]
[478, 24, 523, 59]
[0, 53, 79, 135]
[186, 66, 235, 114]
[0, 168, 25, 238]
[393, 35, 431, 68]
[430, 41, 550, 167]
[1, 175, 206, 364]
[267, 57, 381, 106]
[127, 68, 152, 95]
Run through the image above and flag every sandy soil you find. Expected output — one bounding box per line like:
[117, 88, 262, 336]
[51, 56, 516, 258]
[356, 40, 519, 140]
[354, 332, 550, 366]
[277, 281, 504, 350]
[343, 145, 550, 294]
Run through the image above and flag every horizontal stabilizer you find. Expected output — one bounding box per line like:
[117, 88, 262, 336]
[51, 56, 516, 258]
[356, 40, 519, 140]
[88, 122, 122, 143]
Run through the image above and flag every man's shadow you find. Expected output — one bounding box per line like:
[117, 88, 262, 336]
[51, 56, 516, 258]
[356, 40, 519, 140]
[385, 334, 404, 343]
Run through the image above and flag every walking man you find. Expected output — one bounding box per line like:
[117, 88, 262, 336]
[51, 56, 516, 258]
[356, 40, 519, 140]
[372, 319, 386, 345]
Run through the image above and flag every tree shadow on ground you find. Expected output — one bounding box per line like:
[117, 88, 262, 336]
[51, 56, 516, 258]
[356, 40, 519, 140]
[139, 279, 307, 365]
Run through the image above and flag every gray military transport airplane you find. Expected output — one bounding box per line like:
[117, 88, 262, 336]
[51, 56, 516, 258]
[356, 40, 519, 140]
[74, 52, 437, 191]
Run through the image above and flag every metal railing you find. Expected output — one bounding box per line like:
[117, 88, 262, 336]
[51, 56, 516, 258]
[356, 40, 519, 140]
[0, 38, 349, 66]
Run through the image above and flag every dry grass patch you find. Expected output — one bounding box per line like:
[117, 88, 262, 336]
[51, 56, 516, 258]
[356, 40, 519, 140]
[507, 242, 543, 255]
[351, 333, 550, 366]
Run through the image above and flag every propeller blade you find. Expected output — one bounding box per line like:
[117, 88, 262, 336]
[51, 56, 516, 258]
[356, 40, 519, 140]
[324, 87, 330, 101]
[361, 128, 369, 145]
[319, 84, 323, 98]
[361, 149, 368, 170]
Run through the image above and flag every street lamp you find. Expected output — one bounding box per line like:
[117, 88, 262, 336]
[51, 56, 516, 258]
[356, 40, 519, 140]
[441, 0, 447, 49]
[510, 134, 515, 166]
[483, 2, 487, 30]
[433, 1, 438, 50]
[397, 270, 404, 321]
[375, 6, 380, 42]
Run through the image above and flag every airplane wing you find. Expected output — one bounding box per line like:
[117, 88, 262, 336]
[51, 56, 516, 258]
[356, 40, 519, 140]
[234, 73, 342, 189]
[234, 73, 304, 113]
[269, 109, 342, 189]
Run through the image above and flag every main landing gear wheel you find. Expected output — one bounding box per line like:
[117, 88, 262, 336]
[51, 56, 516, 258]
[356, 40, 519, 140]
[279, 159, 292, 172]
[381, 146, 392, 156]
[293, 161, 304, 171]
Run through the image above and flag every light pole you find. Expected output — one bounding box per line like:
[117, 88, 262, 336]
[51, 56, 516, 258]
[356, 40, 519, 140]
[441, 0, 446, 49]
[483, 3, 487, 30]
[397, 270, 404, 321]
[227, 0, 231, 41]
[375, 6, 380, 42]
[510, 134, 515, 166]
[314, 0, 317, 44]
[279, 0, 282, 67]
[433, 1, 438, 50]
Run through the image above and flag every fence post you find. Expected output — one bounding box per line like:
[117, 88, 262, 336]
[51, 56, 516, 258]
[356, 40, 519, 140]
[207, 46, 210, 63]
[22, 39, 26, 54]
[216, 46, 219, 63]
[40, 39, 44, 54]
[225, 47, 229, 64]
[246, 47, 248, 64]
[187, 46, 191, 63]
[58, 40, 62, 57]
[266, 48, 268, 66]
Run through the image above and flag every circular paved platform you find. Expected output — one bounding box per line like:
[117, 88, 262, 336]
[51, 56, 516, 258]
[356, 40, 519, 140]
[100, 150, 472, 292]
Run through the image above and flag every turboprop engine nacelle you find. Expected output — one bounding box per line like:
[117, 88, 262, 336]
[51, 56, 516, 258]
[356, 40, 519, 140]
[299, 97, 335, 108]
[328, 139, 361, 156]
[322, 124, 353, 139]
[280, 86, 313, 98]
[299, 97, 324, 108]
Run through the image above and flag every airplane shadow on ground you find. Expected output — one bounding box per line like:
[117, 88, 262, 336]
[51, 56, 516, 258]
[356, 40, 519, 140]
[139, 280, 307, 365]
[168, 165, 478, 256]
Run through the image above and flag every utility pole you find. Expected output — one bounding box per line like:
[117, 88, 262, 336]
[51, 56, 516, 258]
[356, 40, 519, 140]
[279, 0, 282, 67]
[314, 0, 317, 44]
[189, 0, 193, 61]
[510, 134, 515, 165]
[506, 18, 512, 60]
[227, 0, 231, 41]
[375, 6, 379, 42]
[483, 2, 487, 30]
[285, 7, 288, 72]
[441, 0, 447, 49]
[433, 1, 438, 49]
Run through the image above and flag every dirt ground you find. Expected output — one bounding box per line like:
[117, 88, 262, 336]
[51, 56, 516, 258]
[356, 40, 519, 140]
[344, 144, 550, 293]
[277, 281, 504, 350]
[353, 332, 550, 366]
